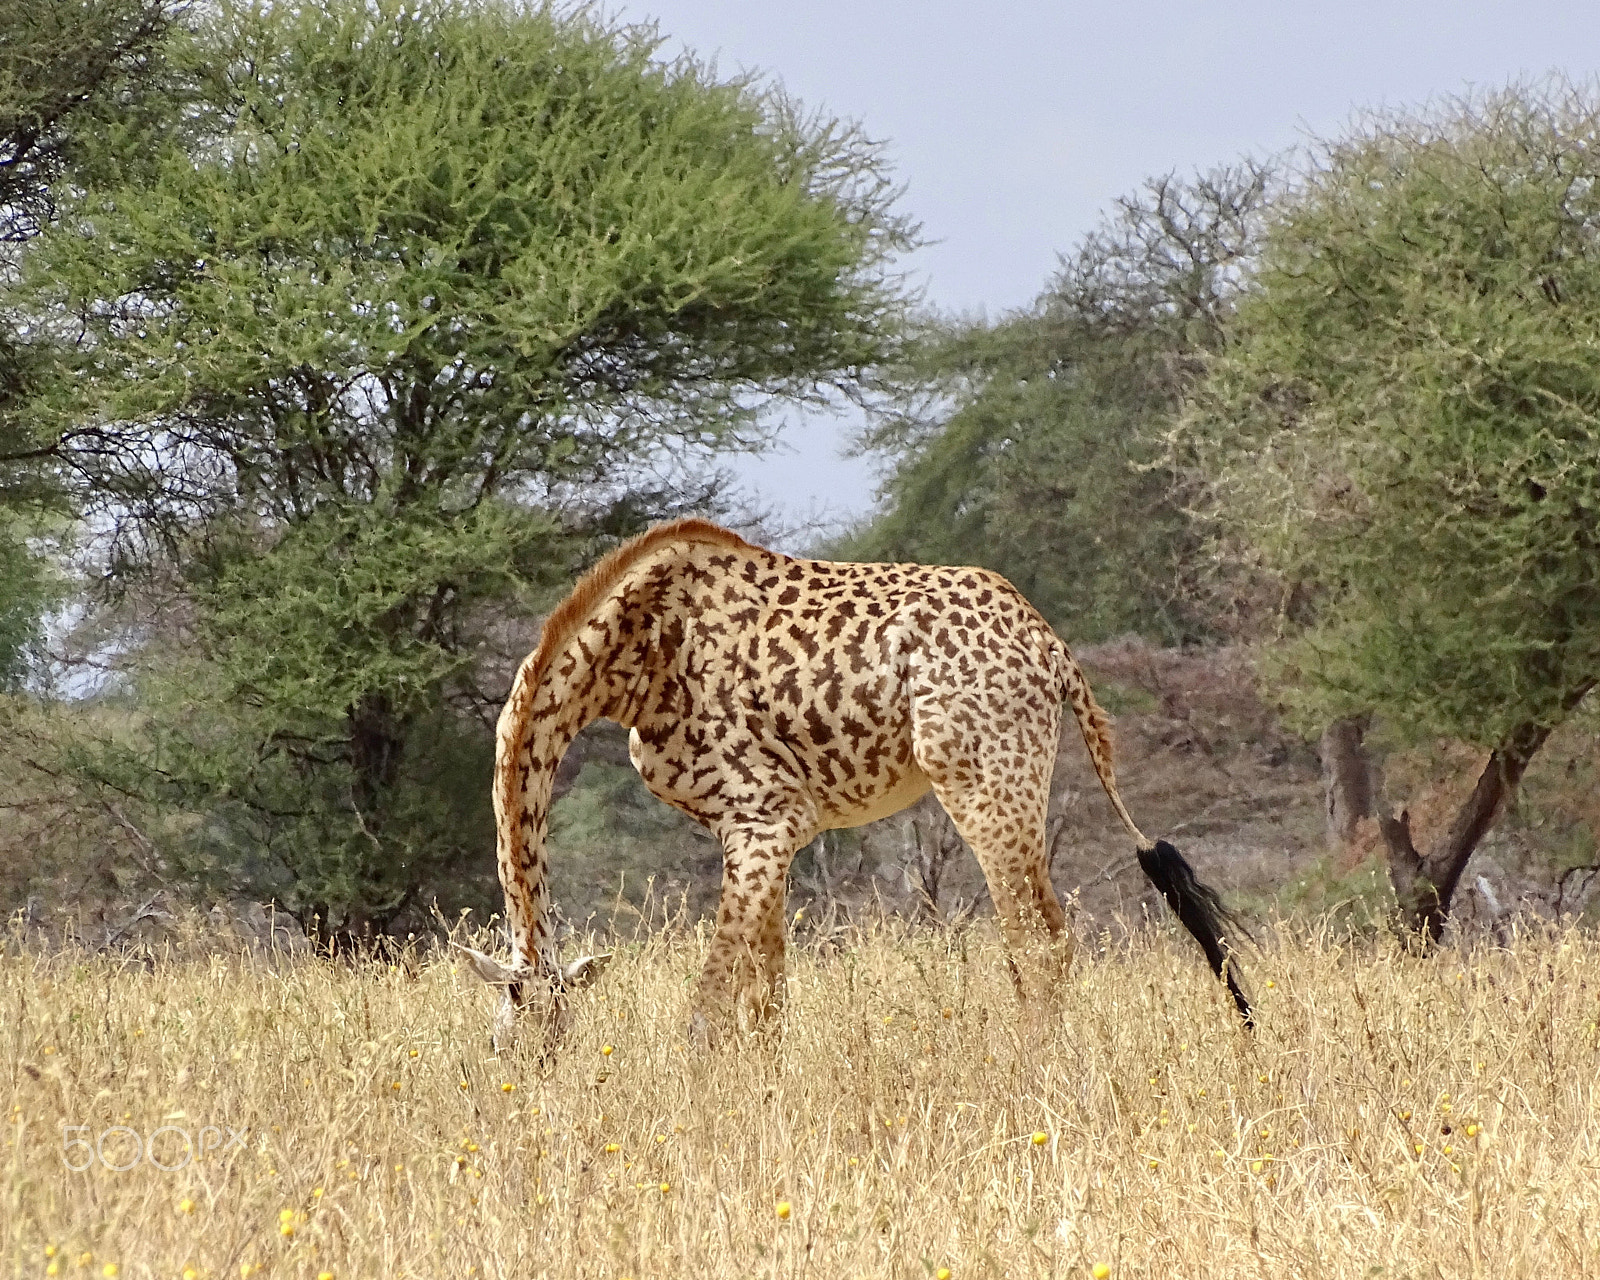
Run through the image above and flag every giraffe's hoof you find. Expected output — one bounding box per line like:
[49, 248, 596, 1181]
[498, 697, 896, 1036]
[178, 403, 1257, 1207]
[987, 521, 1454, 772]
[687, 1009, 723, 1051]
[491, 1026, 519, 1055]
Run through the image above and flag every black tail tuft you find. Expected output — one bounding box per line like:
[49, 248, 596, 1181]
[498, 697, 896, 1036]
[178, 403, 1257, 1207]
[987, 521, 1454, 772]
[1137, 839, 1254, 1029]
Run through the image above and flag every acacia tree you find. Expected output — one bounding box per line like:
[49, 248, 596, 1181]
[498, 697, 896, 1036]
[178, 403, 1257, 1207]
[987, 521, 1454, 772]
[1189, 83, 1600, 938]
[0, 0, 173, 685]
[852, 166, 1269, 643]
[22, 0, 913, 932]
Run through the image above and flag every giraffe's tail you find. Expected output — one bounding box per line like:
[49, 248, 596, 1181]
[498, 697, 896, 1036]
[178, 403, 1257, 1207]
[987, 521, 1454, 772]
[1137, 841, 1255, 1028]
[1056, 641, 1254, 1028]
[1056, 641, 1148, 847]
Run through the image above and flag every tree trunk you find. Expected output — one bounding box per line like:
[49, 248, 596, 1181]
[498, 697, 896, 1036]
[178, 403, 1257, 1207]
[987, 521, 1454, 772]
[1379, 689, 1591, 942]
[1379, 747, 1522, 946]
[342, 692, 411, 944]
[349, 691, 405, 820]
[1320, 715, 1376, 850]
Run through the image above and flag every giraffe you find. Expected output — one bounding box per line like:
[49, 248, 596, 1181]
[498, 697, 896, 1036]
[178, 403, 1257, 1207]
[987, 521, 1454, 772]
[460, 517, 1252, 1048]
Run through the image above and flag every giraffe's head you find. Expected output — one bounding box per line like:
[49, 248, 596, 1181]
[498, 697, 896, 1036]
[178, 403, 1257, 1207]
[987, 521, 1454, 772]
[454, 944, 614, 1052]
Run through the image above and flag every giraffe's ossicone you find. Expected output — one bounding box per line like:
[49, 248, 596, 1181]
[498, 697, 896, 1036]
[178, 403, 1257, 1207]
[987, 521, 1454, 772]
[473, 518, 1251, 1049]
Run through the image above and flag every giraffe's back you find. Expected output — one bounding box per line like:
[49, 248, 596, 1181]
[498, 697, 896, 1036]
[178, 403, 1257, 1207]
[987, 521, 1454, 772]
[621, 539, 1063, 838]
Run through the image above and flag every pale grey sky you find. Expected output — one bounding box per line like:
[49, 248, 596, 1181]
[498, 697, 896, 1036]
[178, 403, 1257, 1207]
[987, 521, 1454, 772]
[620, 0, 1600, 527]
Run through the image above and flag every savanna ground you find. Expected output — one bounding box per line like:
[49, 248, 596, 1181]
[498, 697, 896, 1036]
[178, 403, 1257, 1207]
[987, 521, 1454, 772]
[6, 912, 1600, 1280]
[6, 642, 1600, 1279]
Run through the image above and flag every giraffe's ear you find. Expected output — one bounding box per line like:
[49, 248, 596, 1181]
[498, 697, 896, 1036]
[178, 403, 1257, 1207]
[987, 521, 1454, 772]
[561, 952, 613, 988]
[454, 943, 522, 985]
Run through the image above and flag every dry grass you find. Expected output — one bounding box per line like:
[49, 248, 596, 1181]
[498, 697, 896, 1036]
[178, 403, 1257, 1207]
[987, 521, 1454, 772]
[5, 917, 1600, 1280]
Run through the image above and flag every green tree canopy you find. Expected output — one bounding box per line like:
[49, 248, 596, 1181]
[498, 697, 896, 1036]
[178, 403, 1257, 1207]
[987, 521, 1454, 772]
[0, 0, 174, 687]
[22, 0, 913, 932]
[0, 0, 171, 241]
[851, 167, 1267, 644]
[1188, 82, 1600, 934]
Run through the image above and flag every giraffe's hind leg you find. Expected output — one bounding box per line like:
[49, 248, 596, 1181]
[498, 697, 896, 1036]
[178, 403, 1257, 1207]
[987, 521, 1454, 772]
[913, 694, 1071, 1013]
[936, 779, 1071, 1009]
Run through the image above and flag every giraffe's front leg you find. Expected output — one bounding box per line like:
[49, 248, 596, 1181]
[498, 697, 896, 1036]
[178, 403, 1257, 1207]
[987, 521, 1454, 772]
[692, 825, 800, 1046]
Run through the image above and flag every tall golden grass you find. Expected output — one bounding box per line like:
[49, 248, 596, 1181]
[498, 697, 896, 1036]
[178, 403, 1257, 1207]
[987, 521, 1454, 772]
[6, 915, 1599, 1279]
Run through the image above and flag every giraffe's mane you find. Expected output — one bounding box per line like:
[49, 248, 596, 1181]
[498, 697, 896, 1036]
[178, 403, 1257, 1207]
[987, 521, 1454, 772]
[523, 517, 755, 693]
